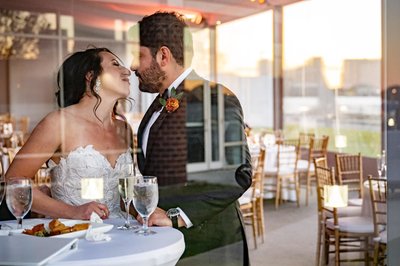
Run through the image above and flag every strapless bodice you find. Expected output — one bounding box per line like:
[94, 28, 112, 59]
[48, 145, 132, 218]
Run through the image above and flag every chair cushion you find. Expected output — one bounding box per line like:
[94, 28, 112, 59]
[325, 206, 362, 218]
[348, 198, 363, 206]
[326, 216, 374, 233]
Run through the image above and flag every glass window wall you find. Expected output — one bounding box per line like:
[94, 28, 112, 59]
[282, 0, 382, 157]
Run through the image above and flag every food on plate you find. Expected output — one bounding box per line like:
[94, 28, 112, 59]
[22, 219, 90, 237]
[22, 223, 48, 237]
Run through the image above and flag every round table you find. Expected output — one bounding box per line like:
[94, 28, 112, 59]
[4, 218, 185, 266]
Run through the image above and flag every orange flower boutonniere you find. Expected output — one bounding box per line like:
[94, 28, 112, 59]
[159, 87, 183, 113]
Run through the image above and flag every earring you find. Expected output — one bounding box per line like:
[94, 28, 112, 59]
[94, 78, 101, 93]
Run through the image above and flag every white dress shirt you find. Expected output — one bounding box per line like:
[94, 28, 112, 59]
[141, 67, 193, 228]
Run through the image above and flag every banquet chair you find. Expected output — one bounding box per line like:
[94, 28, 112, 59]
[321, 179, 373, 265]
[239, 149, 265, 248]
[17, 116, 30, 145]
[368, 176, 387, 266]
[314, 159, 364, 266]
[297, 132, 314, 172]
[0, 153, 4, 177]
[297, 132, 315, 168]
[238, 167, 261, 249]
[335, 153, 363, 206]
[314, 159, 335, 266]
[303, 135, 329, 206]
[34, 166, 51, 187]
[254, 148, 266, 243]
[6, 148, 18, 167]
[264, 139, 300, 209]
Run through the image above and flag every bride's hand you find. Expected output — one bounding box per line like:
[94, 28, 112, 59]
[73, 201, 110, 220]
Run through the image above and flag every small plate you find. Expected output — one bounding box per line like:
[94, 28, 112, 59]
[9, 219, 113, 238]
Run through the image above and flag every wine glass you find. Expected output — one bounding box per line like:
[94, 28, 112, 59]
[117, 175, 138, 230]
[6, 177, 32, 229]
[133, 176, 158, 236]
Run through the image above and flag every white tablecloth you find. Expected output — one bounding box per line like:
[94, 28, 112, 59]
[4, 218, 185, 266]
[361, 179, 386, 218]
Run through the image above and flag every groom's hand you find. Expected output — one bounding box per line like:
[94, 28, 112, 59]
[136, 207, 171, 227]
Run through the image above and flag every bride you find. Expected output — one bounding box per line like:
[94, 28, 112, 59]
[6, 47, 133, 220]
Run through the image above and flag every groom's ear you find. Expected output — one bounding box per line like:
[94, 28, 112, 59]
[157, 46, 172, 67]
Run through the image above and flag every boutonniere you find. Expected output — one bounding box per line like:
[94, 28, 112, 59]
[159, 87, 183, 113]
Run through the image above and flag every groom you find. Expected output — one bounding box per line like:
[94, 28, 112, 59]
[131, 12, 252, 265]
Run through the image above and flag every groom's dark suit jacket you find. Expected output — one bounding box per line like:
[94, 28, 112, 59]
[137, 71, 252, 265]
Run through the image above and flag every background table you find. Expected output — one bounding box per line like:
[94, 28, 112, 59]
[5, 218, 185, 266]
[361, 179, 386, 218]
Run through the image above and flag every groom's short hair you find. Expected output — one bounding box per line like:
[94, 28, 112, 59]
[138, 11, 193, 67]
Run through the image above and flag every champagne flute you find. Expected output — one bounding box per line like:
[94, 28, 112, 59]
[133, 176, 158, 236]
[6, 178, 32, 229]
[117, 175, 138, 230]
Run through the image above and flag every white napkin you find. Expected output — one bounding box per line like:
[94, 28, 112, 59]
[85, 212, 111, 242]
[89, 212, 103, 224]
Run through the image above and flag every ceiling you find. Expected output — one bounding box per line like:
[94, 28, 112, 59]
[0, 0, 301, 30]
[85, 0, 301, 25]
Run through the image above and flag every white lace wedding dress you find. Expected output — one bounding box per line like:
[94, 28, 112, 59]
[48, 145, 133, 218]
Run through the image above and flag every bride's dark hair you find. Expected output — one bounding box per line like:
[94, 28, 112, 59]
[55, 47, 129, 122]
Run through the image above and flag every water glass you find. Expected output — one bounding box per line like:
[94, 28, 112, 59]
[6, 178, 33, 229]
[133, 176, 158, 235]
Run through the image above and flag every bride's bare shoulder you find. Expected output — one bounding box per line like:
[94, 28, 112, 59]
[36, 108, 78, 129]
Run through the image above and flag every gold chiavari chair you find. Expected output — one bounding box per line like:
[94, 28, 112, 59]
[239, 154, 261, 248]
[368, 175, 387, 266]
[304, 135, 329, 206]
[314, 158, 364, 266]
[314, 158, 335, 266]
[322, 186, 373, 265]
[335, 153, 363, 206]
[254, 148, 266, 243]
[264, 139, 300, 209]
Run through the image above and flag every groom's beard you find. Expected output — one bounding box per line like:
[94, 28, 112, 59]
[136, 59, 166, 94]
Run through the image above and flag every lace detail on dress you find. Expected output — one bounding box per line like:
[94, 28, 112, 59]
[48, 145, 132, 218]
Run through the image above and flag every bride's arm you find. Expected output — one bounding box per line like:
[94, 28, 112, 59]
[5, 111, 109, 220]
